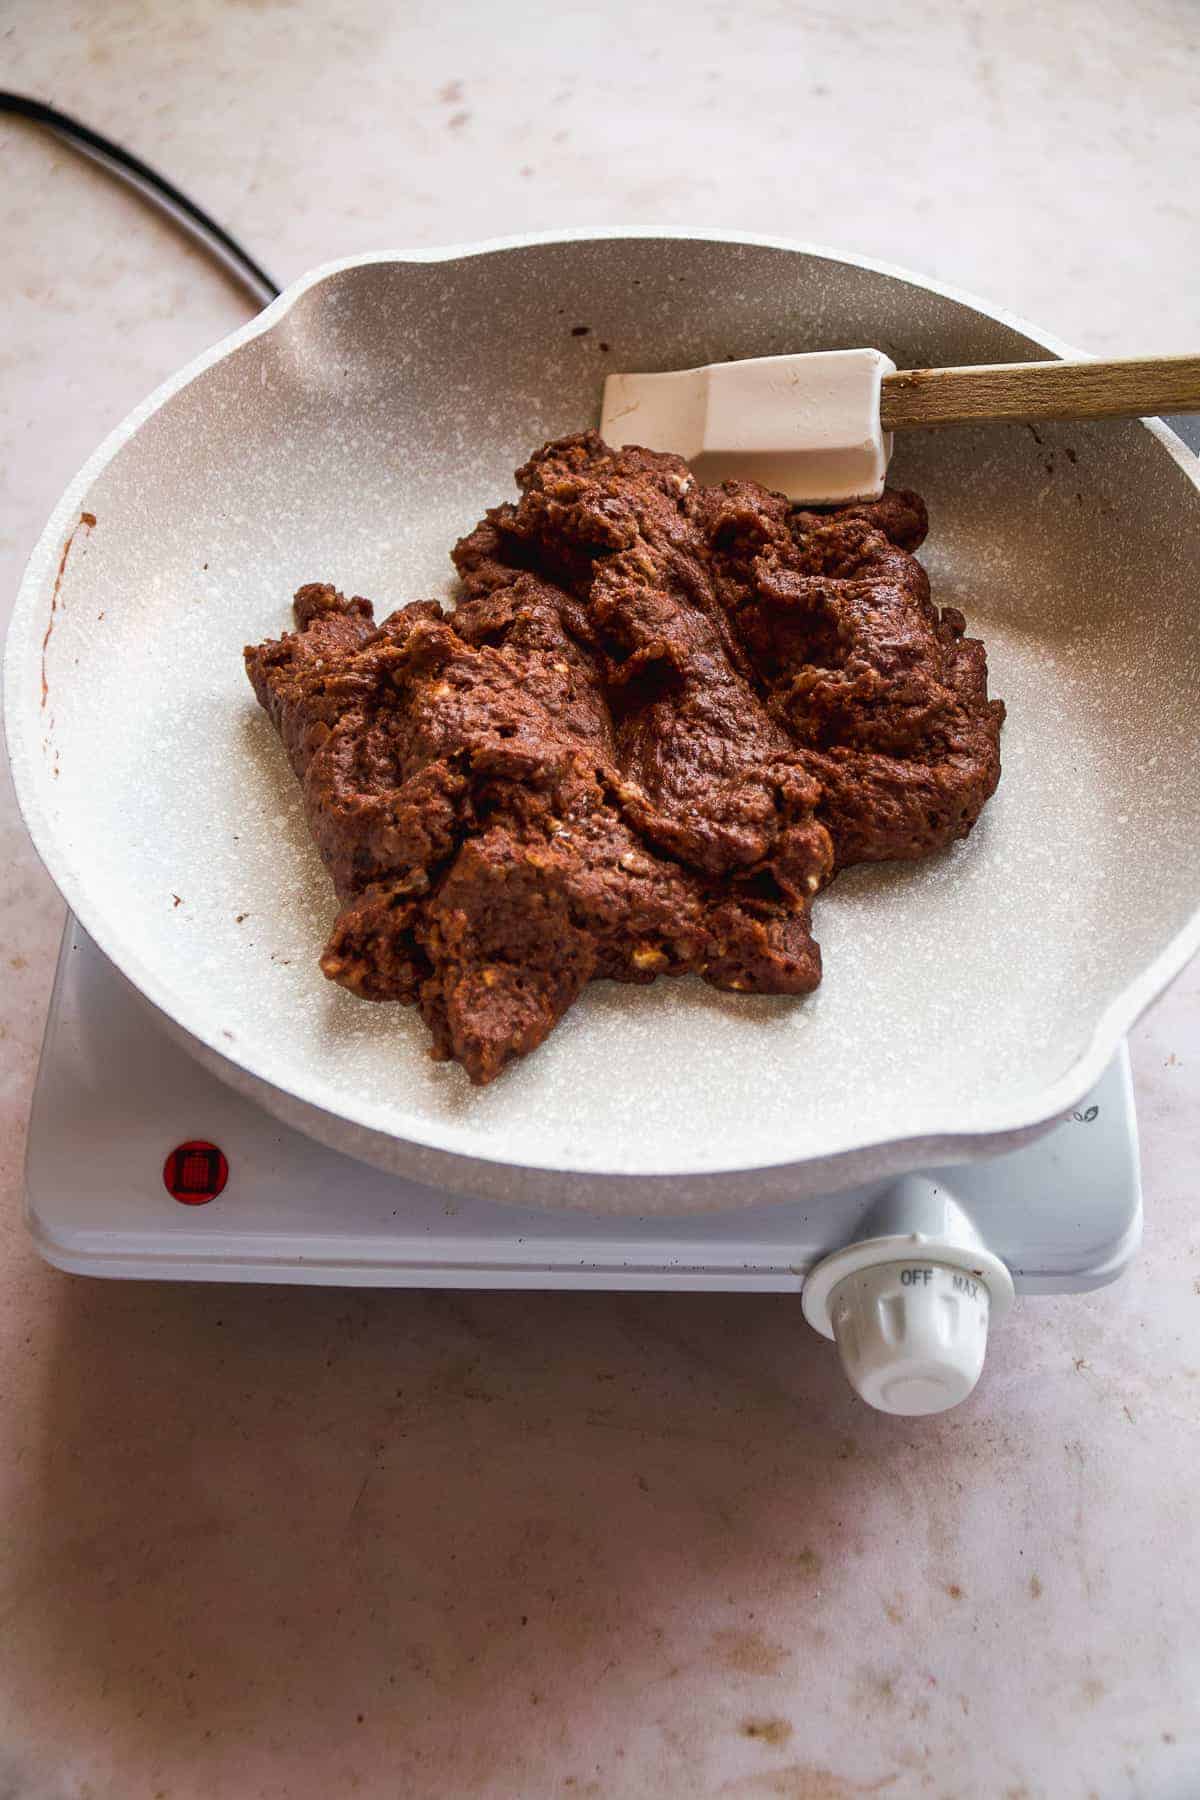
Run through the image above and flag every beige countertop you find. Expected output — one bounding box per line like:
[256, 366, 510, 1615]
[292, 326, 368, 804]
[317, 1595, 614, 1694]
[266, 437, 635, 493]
[2, 4, 1198, 1796]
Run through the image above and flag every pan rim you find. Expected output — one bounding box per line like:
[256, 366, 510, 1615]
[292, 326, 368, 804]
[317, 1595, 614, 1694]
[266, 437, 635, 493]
[7, 228, 1200, 1185]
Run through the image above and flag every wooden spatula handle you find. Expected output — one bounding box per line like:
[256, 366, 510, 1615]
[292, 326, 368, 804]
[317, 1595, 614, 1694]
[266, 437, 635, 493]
[880, 353, 1200, 431]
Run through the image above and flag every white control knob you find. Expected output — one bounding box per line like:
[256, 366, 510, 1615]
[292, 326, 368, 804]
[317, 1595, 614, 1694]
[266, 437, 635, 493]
[827, 1261, 990, 1415]
[801, 1177, 1015, 1417]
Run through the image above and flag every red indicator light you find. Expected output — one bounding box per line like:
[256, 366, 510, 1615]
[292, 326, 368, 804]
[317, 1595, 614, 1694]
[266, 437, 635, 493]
[163, 1141, 229, 1205]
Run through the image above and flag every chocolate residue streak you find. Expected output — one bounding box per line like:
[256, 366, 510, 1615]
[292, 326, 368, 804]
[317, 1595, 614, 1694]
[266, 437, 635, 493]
[41, 511, 96, 708]
[712, 1627, 790, 1677]
[753, 1765, 898, 1797]
[858, 1669, 897, 1708]
[741, 1717, 794, 1747]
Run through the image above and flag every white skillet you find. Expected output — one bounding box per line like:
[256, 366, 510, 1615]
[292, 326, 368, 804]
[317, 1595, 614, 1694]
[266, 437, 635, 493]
[7, 232, 1200, 1211]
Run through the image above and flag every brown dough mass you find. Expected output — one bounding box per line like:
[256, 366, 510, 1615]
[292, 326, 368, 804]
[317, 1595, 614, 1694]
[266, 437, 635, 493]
[245, 433, 1003, 1083]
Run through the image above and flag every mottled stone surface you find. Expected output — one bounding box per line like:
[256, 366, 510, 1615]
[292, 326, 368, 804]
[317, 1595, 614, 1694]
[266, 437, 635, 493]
[1, 3, 1198, 1795]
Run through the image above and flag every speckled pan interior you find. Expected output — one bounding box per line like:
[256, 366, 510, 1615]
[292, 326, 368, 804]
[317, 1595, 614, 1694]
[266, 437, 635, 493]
[8, 234, 1200, 1212]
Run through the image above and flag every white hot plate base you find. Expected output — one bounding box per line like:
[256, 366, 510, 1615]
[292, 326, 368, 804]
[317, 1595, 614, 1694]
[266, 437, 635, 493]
[27, 919, 1141, 1297]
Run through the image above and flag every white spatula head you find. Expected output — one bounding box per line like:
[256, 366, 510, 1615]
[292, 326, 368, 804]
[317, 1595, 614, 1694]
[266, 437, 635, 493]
[600, 346, 896, 505]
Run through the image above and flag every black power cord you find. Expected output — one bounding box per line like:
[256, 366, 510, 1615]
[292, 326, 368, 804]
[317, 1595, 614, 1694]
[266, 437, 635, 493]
[0, 91, 281, 309]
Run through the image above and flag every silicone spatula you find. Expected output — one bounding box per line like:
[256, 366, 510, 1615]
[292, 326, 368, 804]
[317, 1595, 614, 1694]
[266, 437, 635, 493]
[600, 348, 1200, 505]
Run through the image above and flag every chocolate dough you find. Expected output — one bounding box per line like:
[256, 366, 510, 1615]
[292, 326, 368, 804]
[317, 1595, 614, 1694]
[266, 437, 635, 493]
[245, 433, 1002, 1083]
